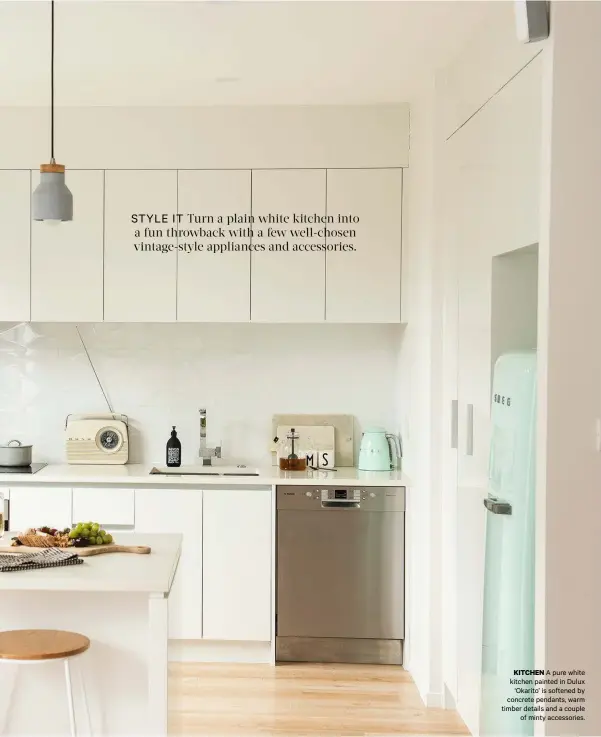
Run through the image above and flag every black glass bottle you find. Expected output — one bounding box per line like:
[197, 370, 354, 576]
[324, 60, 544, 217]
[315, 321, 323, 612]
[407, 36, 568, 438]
[166, 426, 181, 467]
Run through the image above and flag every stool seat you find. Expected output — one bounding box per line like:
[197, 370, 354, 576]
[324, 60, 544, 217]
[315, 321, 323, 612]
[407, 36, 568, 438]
[0, 629, 90, 661]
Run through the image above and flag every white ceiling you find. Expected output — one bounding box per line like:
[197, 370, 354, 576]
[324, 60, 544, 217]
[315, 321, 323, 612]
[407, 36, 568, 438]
[0, 0, 490, 106]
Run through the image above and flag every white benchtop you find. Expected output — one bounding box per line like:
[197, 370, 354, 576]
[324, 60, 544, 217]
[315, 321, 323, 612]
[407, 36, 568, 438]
[0, 463, 409, 487]
[0, 533, 181, 594]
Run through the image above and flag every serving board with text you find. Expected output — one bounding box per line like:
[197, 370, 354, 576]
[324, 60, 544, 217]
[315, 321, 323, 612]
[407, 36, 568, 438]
[0, 544, 151, 557]
[271, 413, 354, 466]
[272, 425, 336, 468]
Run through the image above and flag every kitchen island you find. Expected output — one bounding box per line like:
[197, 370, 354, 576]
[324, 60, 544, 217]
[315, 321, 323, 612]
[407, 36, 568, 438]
[0, 532, 181, 736]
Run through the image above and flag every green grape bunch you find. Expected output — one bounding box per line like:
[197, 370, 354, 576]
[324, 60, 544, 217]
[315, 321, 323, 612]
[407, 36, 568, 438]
[69, 522, 113, 547]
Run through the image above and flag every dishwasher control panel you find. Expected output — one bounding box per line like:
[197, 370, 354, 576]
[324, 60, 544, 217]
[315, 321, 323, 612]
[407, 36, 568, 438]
[277, 486, 405, 511]
[321, 488, 361, 502]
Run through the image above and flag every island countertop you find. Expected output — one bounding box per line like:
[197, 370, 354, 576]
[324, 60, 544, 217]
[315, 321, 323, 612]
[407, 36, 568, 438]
[0, 463, 409, 487]
[0, 532, 182, 594]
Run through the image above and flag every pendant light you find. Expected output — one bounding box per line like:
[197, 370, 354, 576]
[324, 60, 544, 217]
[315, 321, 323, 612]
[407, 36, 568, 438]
[32, 0, 73, 221]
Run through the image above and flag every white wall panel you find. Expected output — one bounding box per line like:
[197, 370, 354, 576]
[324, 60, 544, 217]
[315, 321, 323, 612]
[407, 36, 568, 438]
[441, 1, 541, 139]
[538, 3, 601, 734]
[0, 105, 409, 170]
[0, 322, 401, 465]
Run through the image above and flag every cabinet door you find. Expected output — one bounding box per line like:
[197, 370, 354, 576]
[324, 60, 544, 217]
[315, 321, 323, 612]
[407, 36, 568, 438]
[440, 136, 461, 704]
[452, 58, 542, 735]
[251, 169, 325, 322]
[0, 170, 30, 321]
[31, 170, 103, 321]
[177, 170, 251, 321]
[325, 169, 402, 322]
[456, 57, 542, 492]
[454, 140, 491, 737]
[134, 489, 202, 640]
[203, 489, 272, 641]
[9, 487, 72, 532]
[104, 170, 177, 321]
[72, 488, 134, 528]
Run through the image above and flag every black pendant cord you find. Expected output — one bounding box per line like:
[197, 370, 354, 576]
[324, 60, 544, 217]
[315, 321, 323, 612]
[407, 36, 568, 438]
[50, 0, 55, 163]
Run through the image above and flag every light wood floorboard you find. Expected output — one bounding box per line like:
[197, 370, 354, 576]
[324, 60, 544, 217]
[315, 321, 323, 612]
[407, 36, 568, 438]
[168, 663, 469, 736]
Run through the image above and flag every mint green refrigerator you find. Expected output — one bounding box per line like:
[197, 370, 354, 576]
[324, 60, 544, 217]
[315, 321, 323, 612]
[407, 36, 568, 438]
[480, 351, 536, 736]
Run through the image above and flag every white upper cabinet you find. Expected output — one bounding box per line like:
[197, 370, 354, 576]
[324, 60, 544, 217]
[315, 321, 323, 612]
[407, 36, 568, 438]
[0, 170, 30, 322]
[31, 170, 104, 322]
[325, 169, 403, 323]
[104, 170, 177, 321]
[251, 169, 326, 322]
[0, 166, 406, 325]
[177, 170, 251, 322]
[486, 57, 542, 256]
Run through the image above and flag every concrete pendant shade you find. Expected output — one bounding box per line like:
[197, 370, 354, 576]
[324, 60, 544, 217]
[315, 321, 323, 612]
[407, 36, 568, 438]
[32, 163, 73, 221]
[33, 2, 73, 222]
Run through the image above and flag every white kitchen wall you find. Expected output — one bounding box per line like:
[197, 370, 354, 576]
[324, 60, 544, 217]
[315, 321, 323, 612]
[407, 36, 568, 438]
[0, 322, 401, 465]
[395, 83, 441, 707]
[440, 1, 540, 139]
[537, 4, 601, 734]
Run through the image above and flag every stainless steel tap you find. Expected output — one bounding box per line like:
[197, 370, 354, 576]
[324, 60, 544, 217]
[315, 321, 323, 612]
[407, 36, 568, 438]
[198, 408, 221, 466]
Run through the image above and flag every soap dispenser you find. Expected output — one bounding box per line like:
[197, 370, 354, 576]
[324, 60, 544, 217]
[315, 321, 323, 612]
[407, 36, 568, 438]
[166, 426, 181, 467]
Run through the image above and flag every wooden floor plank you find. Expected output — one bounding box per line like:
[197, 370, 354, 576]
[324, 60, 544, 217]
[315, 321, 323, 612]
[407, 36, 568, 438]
[168, 663, 469, 736]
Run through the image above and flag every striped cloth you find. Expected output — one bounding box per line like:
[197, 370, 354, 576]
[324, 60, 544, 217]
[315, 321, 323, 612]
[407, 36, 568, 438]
[0, 548, 83, 573]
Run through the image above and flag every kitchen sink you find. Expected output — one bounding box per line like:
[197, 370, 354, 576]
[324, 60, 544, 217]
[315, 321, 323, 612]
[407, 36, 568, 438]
[221, 471, 260, 476]
[149, 465, 260, 477]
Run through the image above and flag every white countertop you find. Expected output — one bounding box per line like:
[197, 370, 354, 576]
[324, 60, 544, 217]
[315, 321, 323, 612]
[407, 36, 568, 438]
[0, 533, 181, 594]
[0, 463, 409, 487]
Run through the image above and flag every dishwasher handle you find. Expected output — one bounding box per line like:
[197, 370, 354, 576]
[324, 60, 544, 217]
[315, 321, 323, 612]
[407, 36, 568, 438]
[321, 501, 360, 509]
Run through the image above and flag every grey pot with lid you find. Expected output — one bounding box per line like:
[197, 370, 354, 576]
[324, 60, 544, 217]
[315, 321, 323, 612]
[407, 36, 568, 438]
[0, 440, 33, 467]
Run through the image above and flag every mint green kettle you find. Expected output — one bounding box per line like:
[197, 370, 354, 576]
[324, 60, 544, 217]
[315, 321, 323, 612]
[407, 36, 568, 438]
[358, 427, 402, 471]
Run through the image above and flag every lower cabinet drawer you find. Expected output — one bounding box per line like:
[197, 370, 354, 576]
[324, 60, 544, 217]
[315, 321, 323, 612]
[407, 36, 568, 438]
[72, 488, 135, 527]
[9, 487, 72, 532]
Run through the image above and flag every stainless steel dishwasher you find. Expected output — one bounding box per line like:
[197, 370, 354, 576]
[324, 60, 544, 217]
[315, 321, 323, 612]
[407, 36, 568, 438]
[276, 485, 405, 665]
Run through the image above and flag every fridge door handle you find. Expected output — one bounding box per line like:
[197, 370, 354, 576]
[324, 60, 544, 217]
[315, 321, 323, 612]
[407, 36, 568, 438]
[450, 399, 458, 450]
[483, 497, 512, 515]
[466, 403, 474, 456]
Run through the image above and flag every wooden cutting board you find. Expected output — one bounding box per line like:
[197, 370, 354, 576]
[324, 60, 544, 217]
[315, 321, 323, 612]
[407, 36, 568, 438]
[0, 544, 151, 557]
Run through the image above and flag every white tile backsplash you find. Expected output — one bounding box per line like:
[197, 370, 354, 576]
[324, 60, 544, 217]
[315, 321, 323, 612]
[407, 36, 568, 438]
[0, 322, 401, 466]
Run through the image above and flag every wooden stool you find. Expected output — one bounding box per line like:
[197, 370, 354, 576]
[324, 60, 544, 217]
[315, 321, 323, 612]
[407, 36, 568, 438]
[0, 629, 91, 736]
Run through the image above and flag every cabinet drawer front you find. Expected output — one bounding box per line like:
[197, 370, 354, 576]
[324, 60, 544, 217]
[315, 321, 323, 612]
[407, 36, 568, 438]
[134, 489, 203, 640]
[202, 488, 272, 641]
[9, 487, 72, 532]
[72, 488, 135, 526]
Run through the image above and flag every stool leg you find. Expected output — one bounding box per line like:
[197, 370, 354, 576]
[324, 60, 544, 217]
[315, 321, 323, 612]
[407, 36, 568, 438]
[64, 660, 77, 737]
[0, 664, 19, 735]
[77, 659, 92, 736]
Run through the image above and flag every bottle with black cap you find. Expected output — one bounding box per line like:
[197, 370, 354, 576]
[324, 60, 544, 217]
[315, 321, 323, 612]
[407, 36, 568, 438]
[166, 426, 181, 467]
